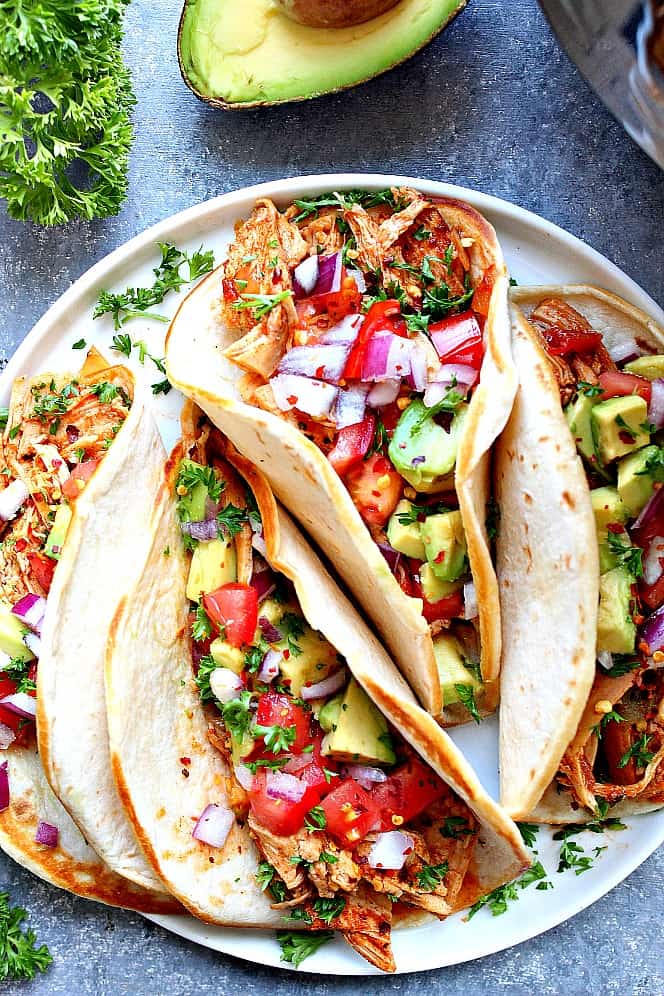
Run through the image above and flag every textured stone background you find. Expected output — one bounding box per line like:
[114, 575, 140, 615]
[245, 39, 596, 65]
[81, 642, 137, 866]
[1, 0, 664, 992]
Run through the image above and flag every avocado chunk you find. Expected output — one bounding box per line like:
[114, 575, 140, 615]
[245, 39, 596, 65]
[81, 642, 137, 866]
[318, 692, 344, 733]
[257, 600, 340, 697]
[591, 487, 630, 572]
[388, 400, 469, 493]
[617, 445, 661, 516]
[433, 632, 481, 707]
[597, 567, 636, 654]
[420, 510, 467, 581]
[45, 503, 72, 560]
[565, 392, 601, 465]
[624, 355, 664, 380]
[591, 395, 650, 464]
[322, 677, 395, 765]
[210, 637, 245, 674]
[177, 463, 209, 523]
[386, 501, 426, 559]
[420, 562, 463, 603]
[186, 536, 237, 601]
[0, 605, 34, 662]
[178, 0, 467, 109]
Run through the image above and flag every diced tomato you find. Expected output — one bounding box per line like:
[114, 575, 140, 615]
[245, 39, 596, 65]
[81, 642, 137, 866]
[471, 270, 495, 318]
[248, 769, 320, 836]
[328, 416, 375, 476]
[410, 577, 465, 622]
[372, 756, 446, 829]
[299, 754, 338, 799]
[344, 453, 402, 528]
[343, 300, 406, 379]
[203, 583, 258, 649]
[222, 278, 240, 302]
[254, 693, 311, 755]
[601, 720, 641, 785]
[61, 460, 99, 499]
[0, 676, 33, 746]
[641, 572, 664, 611]
[429, 311, 484, 369]
[316, 277, 362, 322]
[598, 370, 652, 404]
[320, 779, 381, 848]
[26, 552, 56, 594]
[539, 326, 603, 357]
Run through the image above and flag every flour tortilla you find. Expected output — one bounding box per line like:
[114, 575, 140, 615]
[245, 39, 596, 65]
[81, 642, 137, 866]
[105, 431, 529, 926]
[36, 375, 172, 895]
[165, 197, 516, 722]
[498, 284, 664, 822]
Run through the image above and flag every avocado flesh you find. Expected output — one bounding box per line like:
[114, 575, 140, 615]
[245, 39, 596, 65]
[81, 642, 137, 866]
[254, 598, 340, 697]
[617, 445, 660, 516]
[322, 677, 395, 765]
[388, 400, 469, 493]
[433, 632, 481, 707]
[597, 567, 636, 654]
[0, 605, 34, 662]
[186, 536, 237, 601]
[179, 0, 467, 108]
[45, 503, 72, 561]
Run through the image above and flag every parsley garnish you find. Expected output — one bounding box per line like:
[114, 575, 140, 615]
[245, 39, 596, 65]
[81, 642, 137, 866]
[232, 290, 293, 320]
[637, 447, 664, 481]
[253, 724, 297, 755]
[416, 862, 449, 892]
[151, 378, 172, 396]
[256, 862, 287, 903]
[245, 758, 289, 773]
[440, 816, 475, 840]
[72, 338, 87, 351]
[304, 806, 327, 832]
[454, 684, 482, 724]
[409, 384, 464, 436]
[276, 931, 333, 968]
[111, 333, 132, 357]
[193, 654, 217, 703]
[413, 225, 431, 241]
[606, 532, 643, 578]
[367, 418, 389, 458]
[552, 820, 625, 875]
[602, 654, 641, 679]
[221, 691, 254, 742]
[590, 709, 624, 740]
[516, 822, 539, 849]
[0, 892, 52, 981]
[577, 381, 604, 398]
[217, 504, 250, 538]
[312, 897, 346, 925]
[191, 603, 213, 643]
[467, 861, 551, 918]
[1, 657, 36, 696]
[280, 612, 305, 658]
[244, 644, 267, 674]
[89, 381, 120, 404]
[292, 188, 403, 222]
[618, 733, 655, 770]
[177, 462, 223, 505]
[319, 851, 339, 864]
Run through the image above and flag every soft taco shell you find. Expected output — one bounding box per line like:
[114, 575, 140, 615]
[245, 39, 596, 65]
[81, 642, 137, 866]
[498, 284, 664, 821]
[165, 197, 516, 722]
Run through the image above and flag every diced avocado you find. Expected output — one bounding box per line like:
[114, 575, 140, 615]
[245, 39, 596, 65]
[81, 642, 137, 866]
[0, 604, 34, 662]
[591, 395, 650, 464]
[617, 445, 660, 516]
[597, 567, 636, 654]
[420, 562, 463, 603]
[420, 510, 467, 581]
[177, 467, 209, 523]
[591, 487, 629, 532]
[565, 392, 600, 464]
[386, 501, 426, 559]
[231, 731, 255, 767]
[318, 692, 344, 733]
[388, 400, 469, 494]
[433, 632, 481, 707]
[186, 536, 236, 601]
[597, 526, 631, 574]
[45, 503, 72, 560]
[210, 637, 244, 675]
[322, 677, 395, 765]
[624, 355, 664, 380]
[256, 600, 340, 697]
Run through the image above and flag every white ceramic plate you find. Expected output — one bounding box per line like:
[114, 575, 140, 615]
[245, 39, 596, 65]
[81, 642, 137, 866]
[4, 175, 664, 975]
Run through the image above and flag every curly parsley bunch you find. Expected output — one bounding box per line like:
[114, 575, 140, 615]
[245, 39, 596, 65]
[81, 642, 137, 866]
[0, 0, 135, 225]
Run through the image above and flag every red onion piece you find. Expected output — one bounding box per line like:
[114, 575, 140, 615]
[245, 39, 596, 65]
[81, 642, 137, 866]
[367, 379, 400, 408]
[270, 374, 338, 418]
[277, 343, 351, 384]
[376, 541, 401, 573]
[0, 693, 36, 720]
[252, 566, 276, 603]
[319, 314, 363, 346]
[293, 255, 319, 298]
[644, 536, 664, 585]
[463, 581, 478, 620]
[641, 604, 664, 655]
[341, 763, 388, 789]
[209, 669, 244, 704]
[409, 343, 429, 393]
[266, 770, 306, 803]
[0, 480, 28, 522]
[259, 617, 282, 643]
[633, 485, 664, 533]
[23, 633, 42, 658]
[12, 594, 47, 635]
[301, 668, 347, 701]
[334, 384, 369, 429]
[192, 803, 234, 848]
[314, 252, 343, 296]
[367, 830, 414, 870]
[0, 762, 8, 811]
[258, 648, 282, 683]
[597, 651, 614, 671]
[35, 820, 58, 847]
[181, 518, 218, 542]
[609, 338, 640, 364]
[432, 363, 479, 388]
[0, 723, 16, 750]
[362, 334, 412, 382]
[234, 763, 255, 791]
[648, 379, 664, 430]
[251, 531, 269, 560]
[347, 269, 366, 293]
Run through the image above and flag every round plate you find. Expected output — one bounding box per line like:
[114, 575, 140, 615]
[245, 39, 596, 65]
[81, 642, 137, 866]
[4, 175, 663, 975]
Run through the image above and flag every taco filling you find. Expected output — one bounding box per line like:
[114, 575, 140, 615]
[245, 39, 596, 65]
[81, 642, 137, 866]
[528, 296, 664, 813]
[214, 187, 500, 717]
[176, 420, 481, 972]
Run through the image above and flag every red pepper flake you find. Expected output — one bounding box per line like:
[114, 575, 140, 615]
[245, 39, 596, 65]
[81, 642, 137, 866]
[619, 431, 635, 445]
[434, 551, 446, 564]
[283, 649, 290, 660]
[606, 522, 624, 534]
[15, 539, 27, 552]
[179, 757, 191, 766]
[287, 395, 298, 406]
[315, 365, 325, 378]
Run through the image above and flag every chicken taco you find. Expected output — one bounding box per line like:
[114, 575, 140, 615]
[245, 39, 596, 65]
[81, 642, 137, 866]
[165, 186, 516, 724]
[497, 285, 664, 822]
[106, 403, 529, 972]
[0, 351, 176, 911]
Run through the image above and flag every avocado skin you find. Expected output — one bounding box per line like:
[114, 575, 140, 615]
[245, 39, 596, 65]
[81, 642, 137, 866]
[177, 0, 468, 110]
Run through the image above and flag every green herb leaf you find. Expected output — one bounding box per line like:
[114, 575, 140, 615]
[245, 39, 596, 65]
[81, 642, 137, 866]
[312, 897, 346, 925]
[221, 691, 254, 742]
[253, 723, 297, 755]
[304, 806, 327, 832]
[217, 504, 250, 538]
[72, 338, 87, 351]
[177, 461, 224, 506]
[618, 733, 655, 770]
[440, 816, 475, 840]
[280, 612, 306, 658]
[0, 891, 52, 980]
[606, 532, 643, 578]
[89, 381, 120, 404]
[111, 333, 132, 357]
[191, 603, 213, 643]
[516, 822, 539, 849]
[454, 684, 481, 724]
[467, 861, 551, 919]
[232, 290, 293, 320]
[416, 862, 449, 892]
[577, 381, 604, 398]
[276, 930, 333, 968]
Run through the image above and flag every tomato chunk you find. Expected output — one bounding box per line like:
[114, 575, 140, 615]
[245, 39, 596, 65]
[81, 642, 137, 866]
[0, 676, 34, 745]
[344, 300, 406, 379]
[540, 327, 603, 356]
[62, 460, 99, 499]
[598, 370, 652, 404]
[344, 453, 402, 528]
[429, 311, 484, 369]
[203, 583, 258, 648]
[254, 693, 311, 755]
[328, 416, 375, 476]
[372, 756, 446, 829]
[321, 779, 381, 848]
[26, 552, 56, 594]
[248, 769, 319, 836]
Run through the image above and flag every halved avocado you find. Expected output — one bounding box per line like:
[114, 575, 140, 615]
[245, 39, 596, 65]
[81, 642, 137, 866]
[178, 0, 468, 109]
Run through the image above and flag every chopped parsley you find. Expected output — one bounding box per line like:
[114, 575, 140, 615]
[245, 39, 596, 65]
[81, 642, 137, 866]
[552, 819, 625, 875]
[151, 378, 172, 396]
[280, 612, 305, 658]
[413, 225, 431, 242]
[590, 709, 624, 740]
[191, 603, 213, 643]
[440, 816, 475, 840]
[637, 447, 664, 481]
[221, 691, 254, 742]
[111, 333, 132, 357]
[312, 897, 346, 925]
[606, 532, 643, 578]
[276, 930, 333, 968]
[467, 861, 551, 918]
[1, 656, 35, 696]
[409, 384, 464, 436]
[485, 497, 500, 541]
[454, 684, 482, 724]
[0, 892, 52, 982]
[516, 822, 539, 849]
[577, 381, 604, 398]
[416, 862, 449, 892]
[292, 188, 404, 223]
[244, 644, 267, 674]
[232, 290, 293, 320]
[304, 806, 327, 832]
[71, 338, 87, 351]
[256, 863, 287, 903]
[217, 504, 250, 538]
[177, 462, 223, 506]
[89, 381, 120, 404]
[253, 724, 297, 755]
[601, 654, 641, 679]
[319, 851, 339, 864]
[193, 654, 217, 703]
[618, 733, 655, 770]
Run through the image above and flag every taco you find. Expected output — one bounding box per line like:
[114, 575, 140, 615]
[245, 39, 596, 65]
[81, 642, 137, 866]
[165, 186, 516, 725]
[497, 285, 664, 822]
[0, 351, 176, 910]
[106, 404, 529, 972]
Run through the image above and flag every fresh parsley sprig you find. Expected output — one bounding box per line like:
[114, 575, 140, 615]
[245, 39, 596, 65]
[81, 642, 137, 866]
[0, 892, 52, 981]
[276, 930, 333, 968]
[416, 862, 449, 892]
[232, 290, 293, 320]
[454, 684, 482, 724]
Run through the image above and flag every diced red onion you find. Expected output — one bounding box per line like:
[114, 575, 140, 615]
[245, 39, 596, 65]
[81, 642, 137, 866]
[301, 668, 347, 701]
[341, 763, 388, 789]
[609, 338, 640, 364]
[463, 582, 478, 620]
[319, 314, 363, 346]
[644, 536, 664, 585]
[258, 648, 282, 683]
[648, 379, 664, 430]
[0, 724, 15, 750]
[35, 821, 58, 847]
[597, 651, 614, 671]
[251, 531, 269, 560]
[367, 379, 400, 408]
[266, 770, 306, 803]
[283, 754, 310, 774]
[0, 762, 8, 811]
[192, 803, 234, 848]
[234, 764, 255, 791]
[408, 343, 429, 393]
[314, 251, 343, 296]
[12, 594, 47, 635]
[252, 567, 276, 604]
[334, 384, 369, 429]
[270, 374, 338, 418]
[23, 633, 42, 658]
[205, 496, 221, 519]
[181, 518, 218, 542]
[347, 269, 366, 293]
[209, 669, 244, 704]
[376, 541, 401, 573]
[0, 480, 28, 522]
[277, 343, 351, 384]
[293, 255, 319, 298]
[432, 363, 479, 389]
[367, 830, 414, 870]
[641, 604, 664, 656]
[259, 617, 282, 644]
[633, 485, 664, 533]
[0, 693, 36, 720]
[362, 334, 412, 382]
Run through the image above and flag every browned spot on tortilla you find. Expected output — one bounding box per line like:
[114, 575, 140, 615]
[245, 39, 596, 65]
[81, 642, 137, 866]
[524, 493, 533, 505]
[538, 436, 549, 444]
[563, 554, 572, 570]
[532, 463, 538, 470]
[562, 491, 575, 509]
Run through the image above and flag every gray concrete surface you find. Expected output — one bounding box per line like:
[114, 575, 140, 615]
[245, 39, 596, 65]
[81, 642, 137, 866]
[1, 0, 664, 992]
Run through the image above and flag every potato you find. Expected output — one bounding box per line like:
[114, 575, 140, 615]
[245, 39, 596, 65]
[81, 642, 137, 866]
[275, 0, 401, 29]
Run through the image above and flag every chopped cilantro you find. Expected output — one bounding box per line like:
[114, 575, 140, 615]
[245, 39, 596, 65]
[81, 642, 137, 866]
[410, 383, 464, 436]
[232, 290, 293, 320]
[71, 338, 87, 351]
[416, 862, 449, 892]
[606, 532, 643, 578]
[276, 930, 333, 968]
[217, 504, 250, 538]
[191, 603, 213, 643]
[111, 333, 132, 357]
[516, 822, 539, 849]
[413, 225, 431, 242]
[454, 684, 482, 724]
[177, 462, 223, 505]
[193, 654, 217, 703]
[312, 896, 346, 925]
[467, 861, 551, 918]
[637, 447, 664, 481]
[440, 816, 475, 840]
[0, 892, 52, 981]
[618, 733, 655, 770]
[221, 691, 254, 741]
[280, 612, 305, 658]
[577, 381, 604, 398]
[304, 806, 327, 832]
[89, 381, 120, 404]
[253, 724, 297, 755]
